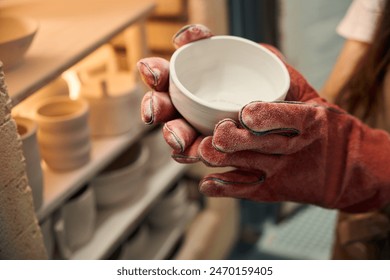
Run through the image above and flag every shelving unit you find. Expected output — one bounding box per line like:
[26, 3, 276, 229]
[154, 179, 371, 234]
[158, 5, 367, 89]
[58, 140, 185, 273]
[36, 122, 149, 221]
[71, 161, 189, 260]
[0, 0, 201, 260]
[0, 0, 155, 105]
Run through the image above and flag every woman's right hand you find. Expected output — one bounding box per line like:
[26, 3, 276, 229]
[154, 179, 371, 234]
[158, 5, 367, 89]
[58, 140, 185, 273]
[137, 24, 212, 163]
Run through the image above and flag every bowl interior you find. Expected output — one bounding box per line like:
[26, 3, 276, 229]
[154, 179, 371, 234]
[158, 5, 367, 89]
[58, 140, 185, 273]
[37, 99, 84, 118]
[171, 36, 289, 111]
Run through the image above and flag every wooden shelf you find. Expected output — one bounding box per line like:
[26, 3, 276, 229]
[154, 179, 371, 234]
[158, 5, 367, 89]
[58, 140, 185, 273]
[71, 160, 189, 260]
[36, 122, 149, 221]
[0, 0, 155, 105]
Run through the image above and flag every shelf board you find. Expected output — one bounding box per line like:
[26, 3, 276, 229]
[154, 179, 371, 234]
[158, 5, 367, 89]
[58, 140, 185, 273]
[71, 160, 189, 260]
[36, 122, 149, 221]
[0, 0, 155, 105]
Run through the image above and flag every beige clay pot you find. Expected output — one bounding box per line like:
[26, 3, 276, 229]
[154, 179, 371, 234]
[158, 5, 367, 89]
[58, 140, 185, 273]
[79, 72, 142, 137]
[34, 96, 91, 172]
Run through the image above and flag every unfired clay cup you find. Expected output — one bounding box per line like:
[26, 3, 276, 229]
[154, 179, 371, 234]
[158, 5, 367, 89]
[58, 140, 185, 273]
[79, 72, 142, 137]
[34, 96, 91, 172]
[54, 185, 96, 258]
[14, 116, 44, 211]
[169, 35, 290, 135]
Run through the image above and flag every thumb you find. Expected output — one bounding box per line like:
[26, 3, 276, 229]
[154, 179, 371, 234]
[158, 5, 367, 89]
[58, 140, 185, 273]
[172, 24, 213, 49]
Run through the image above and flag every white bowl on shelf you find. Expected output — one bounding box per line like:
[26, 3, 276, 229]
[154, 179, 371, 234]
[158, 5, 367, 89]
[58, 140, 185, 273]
[0, 16, 38, 70]
[119, 224, 150, 260]
[91, 141, 150, 208]
[54, 184, 97, 258]
[148, 180, 188, 228]
[169, 35, 290, 135]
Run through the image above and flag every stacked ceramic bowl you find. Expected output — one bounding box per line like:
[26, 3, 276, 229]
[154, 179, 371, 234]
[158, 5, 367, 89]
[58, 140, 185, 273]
[90, 141, 149, 208]
[118, 224, 150, 260]
[147, 180, 189, 228]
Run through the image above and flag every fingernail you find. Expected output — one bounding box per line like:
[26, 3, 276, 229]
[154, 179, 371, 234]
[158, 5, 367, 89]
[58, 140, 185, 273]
[163, 123, 184, 152]
[141, 91, 154, 125]
[137, 60, 159, 89]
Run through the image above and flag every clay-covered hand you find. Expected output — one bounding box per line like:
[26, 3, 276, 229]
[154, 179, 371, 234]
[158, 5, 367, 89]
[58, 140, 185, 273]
[137, 24, 212, 163]
[198, 65, 390, 213]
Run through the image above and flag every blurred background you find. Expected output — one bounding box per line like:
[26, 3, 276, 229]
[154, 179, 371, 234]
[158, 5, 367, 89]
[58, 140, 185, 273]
[0, 0, 352, 260]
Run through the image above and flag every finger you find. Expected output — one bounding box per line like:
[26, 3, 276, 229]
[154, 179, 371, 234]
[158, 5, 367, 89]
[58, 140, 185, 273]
[163, 119, 198, 153]
[141, 91, 178, 124]
[199, 137, 290, 178]
[172, 24, 213, 49]
[200, 169, 325, 205]
[171, 136, 204, 164]
[213, 118, 306, 154]
[199, 169, 266, 199]
[137, 57, 170, 92]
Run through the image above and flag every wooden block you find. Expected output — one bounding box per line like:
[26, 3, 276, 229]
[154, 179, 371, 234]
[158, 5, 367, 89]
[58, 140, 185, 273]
[152, 0, 186, 18]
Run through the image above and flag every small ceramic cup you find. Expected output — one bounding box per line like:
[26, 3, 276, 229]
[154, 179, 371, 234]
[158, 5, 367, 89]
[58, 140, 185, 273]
[169, 35, 290, 135]
[54, 184, 96, 258]
[14, 116, 43, 211]
[90, 141, 149, 208]
[34, 96, 91, 172]
[79, 72, 142, 137]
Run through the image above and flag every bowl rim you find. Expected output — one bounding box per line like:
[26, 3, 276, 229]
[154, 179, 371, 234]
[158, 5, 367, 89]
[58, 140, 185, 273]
[34, 96, 89, 123]
[0, 16, 39, 44]
[169, 35, 290, 112]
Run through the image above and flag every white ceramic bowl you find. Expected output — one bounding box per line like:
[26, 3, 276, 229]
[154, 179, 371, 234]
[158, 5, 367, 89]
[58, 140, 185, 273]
[91, 141, 149, 208]
[0, 16, 38, 70]
[169, 35, 290, 135]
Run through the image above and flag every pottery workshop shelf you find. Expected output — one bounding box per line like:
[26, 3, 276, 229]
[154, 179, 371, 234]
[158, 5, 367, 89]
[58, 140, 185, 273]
[36, 123, 149, 221]
[71, 161, 189, 260]
[0, 0, 155, 105]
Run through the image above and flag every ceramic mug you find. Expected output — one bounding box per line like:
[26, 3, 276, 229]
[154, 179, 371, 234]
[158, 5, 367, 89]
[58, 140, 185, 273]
[90, 141, 149, 208]
[35, 96, 91, 172]
[14, 116, 43, 211]
[79, 72, 142, 137]
[54, 184, 96, 258]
